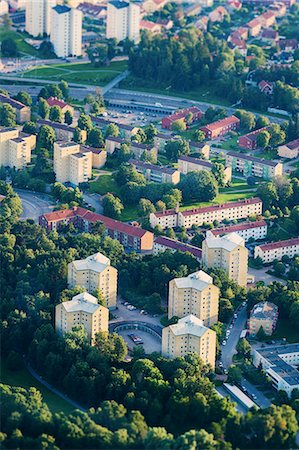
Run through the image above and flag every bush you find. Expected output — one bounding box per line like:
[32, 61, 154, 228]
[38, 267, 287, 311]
[7, 351, 24, 371]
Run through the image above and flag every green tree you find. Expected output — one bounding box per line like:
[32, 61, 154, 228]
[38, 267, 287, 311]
[179, 170, 218, 202]
[235, 110, 256, 131]
[103, 193, 124, 219]
[171, 118, 187, 132]
[193, 129, 205, 142]
[64, 110, 73, 125]
[1, 38, 18, 57]
[58, 80, 69, 99]
[73, 127, 84, 144]
[0, 103, 16, 126]
[49, 106, 63, 123]
[256, 115, 270, 129]
[87, 127, 104, 148]
[105, 123, 120, 138]
[165, 139, 190, 161]
[138, 198, 156, 216]
[78, 114, 93, 132]
[22, 122, 37, 135]
[13, 91, 32, 106]
[38, 98, 49, 119]
[256, 130, 270, 149]
[37, 125, 55, 151]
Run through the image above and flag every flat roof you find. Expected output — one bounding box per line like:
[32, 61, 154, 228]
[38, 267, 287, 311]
[255, 344, 299, 386]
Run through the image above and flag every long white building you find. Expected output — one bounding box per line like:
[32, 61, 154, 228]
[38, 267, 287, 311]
[25, 0, 56, 37]
[207, 220, 268, 242]
[254, 237, 299, 263]
[51, 5, 82, 57]
[106, 0, 140, 43]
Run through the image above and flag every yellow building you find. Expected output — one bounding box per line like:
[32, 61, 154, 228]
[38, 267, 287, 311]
[55, 292, 109, 344]
[68, 252, 117, 309]
[202, 232, 248, 287]
[162, 314, 216, 368]
[0, 127, 35, 170]
[54, 141, 92, 186]
[168, 270, 219, 326]
[248, 301, 278, 336]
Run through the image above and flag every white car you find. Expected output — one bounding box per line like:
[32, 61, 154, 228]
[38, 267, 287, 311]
[222, 340, 227, 346]
[229, 324, 233, 329]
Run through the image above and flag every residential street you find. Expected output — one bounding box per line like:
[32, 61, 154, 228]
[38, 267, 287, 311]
[240, 378, 271, 409]
[221, 305, 248, 369]
[16, 189, 55, 222]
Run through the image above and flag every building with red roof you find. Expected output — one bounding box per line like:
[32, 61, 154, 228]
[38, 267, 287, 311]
[258, 11, 276, 27]
[261, 29, 279, 42]
[242, 0, 294, 7]
[153, 236, 202, 260]
[208, 220, 268, 242]
[162, 107, 203, 130]
[200, 115, 240, 139]
[140, 20, 162, 33]
[39, 207, 154, 251]
[237, 126, 270, 150]
[47, 97, 74, 115]
[254, 237, 299, 262]
[258, 80, 274, 95]
[246, 18, 262, 36]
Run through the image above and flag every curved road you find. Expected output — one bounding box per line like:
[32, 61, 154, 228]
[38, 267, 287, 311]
[16, 189, 55, 222]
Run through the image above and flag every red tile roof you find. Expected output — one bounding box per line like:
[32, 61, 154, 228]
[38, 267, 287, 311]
[165, 107, 203, 123]
[40, 207, 151, 238]
[211, 220, 267, 236]
[247, 18, 261, 28]
[154, 236, 202, 258]
[258, 237, 299, 252]
[47, 97, 69, 109]
[203, 115, 240, 132]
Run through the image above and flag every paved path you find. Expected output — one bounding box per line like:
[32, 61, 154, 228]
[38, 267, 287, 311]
[221, 305, 247, 369]
[16, 189, 55, 222]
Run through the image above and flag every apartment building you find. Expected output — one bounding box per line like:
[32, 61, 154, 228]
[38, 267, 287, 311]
[162, 314, 216, 368]
[189, 142, 210, 159]
[131, 141, 158, 160]
[47, 97, 74, 116]
[25, 0, 56, 37]
[149, 197, 263, 230]
[93, 117, 139, 140]
[0, 127, 35, 170]
[168, 270, 219, 326]
[178, 155, 232, 183]
[0, 94, 31, 124]
[278, 138, 299, 159]
[208, 219, 267, 242]
[200, 116, 240, 139]
[54, 141, 92, 186]
[68, 252, 117, 309]
[226, 151, 283, 180]
[202, 232, 248, 286]
[153, 236, 202, 260]
[39, 207, 154, 251]
[129, 158, 180, 184]
[254, 237, 299, 263]
[106, 0, 140, 43]
[248, 301, 278, 336]
[161, 107, 203, 130]
[0, 0, 9, 16]
[51, 5, 82, 57]
[237, 127, 269, 150]
[55, 292, 109, 344]
[242, 0, 295, 6]
[252, 344, 299, 397]
[37, 119, 87, 143]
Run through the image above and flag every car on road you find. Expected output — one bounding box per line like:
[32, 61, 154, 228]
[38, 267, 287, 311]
[222, 340, 227, 346]
[128, 334, 143, 345]
[229, 324, 233, 329]
[234, 313, 238, 319]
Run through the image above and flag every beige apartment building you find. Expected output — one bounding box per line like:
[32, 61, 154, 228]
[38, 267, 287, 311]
[248, 301, 278, 336]
[168, 270, 219, 326]
[0, 127, 36, 170]
[162, 314, 216, 368]
[68, 252, 117, 309]
[202, 232, 248, 287]
[55, 292, 109, 344]
[54, 141, 92, 186]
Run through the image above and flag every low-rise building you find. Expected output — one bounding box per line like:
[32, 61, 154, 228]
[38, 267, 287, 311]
[168, 270, 219, 326]
[92, 117, 139, 140]
[55, 292, 109, 344]
[269, 2, 287, 17]
[0, 127, 35, 170]
[54, 141, 92, 186]
[0, 93, 31, 123]
[208, 220, 267, 242]
[238, 126, 270, 150]
[68, 252, 117, 309]
[277, 138, 299, 159]
[153, 236, 202, 260]
[178, 155, 232, 183]
[140, 19, 162, 33]
[130, 141, 158, 160]
[260, 29, 278, 43]
[246, 18, 262, 36]
[254, 237, 299, 263]
[200, 116, 240, 139]
[39, 207, 154, 251]
[202, 232, 248, 286]
[86, 147, 107, 169]
[248, 301, 278, 336]
[208, 5, 228, 22]
[258, 81, 274, 95]
[37, 119, 87, 143]
[189, 142, 210, 159]
[162, 314, 216, 368]
[46, 97, 74, 116]
[226, 151, 283, 180]
[258, 11, 276, 27]
[129, 158, 180, 184]
[162, 107, 203, 130]
[150, 197, 263, 230]
[252, 344, 299, 397]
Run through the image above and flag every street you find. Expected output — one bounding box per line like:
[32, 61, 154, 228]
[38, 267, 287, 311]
[16, 189, 55, 222]
[240, 378, 271, 409]
[221, 305, 248, 369]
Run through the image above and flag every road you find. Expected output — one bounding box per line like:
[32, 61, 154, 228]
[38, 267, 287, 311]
[16, 189, 54, 222]
[240, 378, 271, 409]
[83, 192, 103, 214]
[221, 305, 248, 369]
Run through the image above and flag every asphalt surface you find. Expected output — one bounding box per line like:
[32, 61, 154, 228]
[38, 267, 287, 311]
[248, 267, 287, 286]
[221, 305, 248, 369]
[240, 378, 271, 409]
[16, 189, 54, 222]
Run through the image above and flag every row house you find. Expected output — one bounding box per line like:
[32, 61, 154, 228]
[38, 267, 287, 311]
[37, 119, 87, 143]
[246, 18, 262, 37]
[162, 106, 203, 130]
[254, 237, 299, 262]
[258, 11, 276, 27]
[237, 126, 270, 150]
[128, 158, 180, 184]
[226, 151, 283, 180]
[207, 219, 268, 242]
[200, 115, 240, 139]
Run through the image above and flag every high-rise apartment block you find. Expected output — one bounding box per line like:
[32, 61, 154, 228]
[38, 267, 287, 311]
[202, 232, 248, 287]
[68, 252, 118, 309]
[54, 141, 92, 186]
[106, 1, 140, 43]
[25, 0, 56, 37]
[162, 314, 216, 368]
[51, 5, 82, 57]
[168, 270, 219, 327]
[55, 292, 109, 344]
[0, 127, 36, 170]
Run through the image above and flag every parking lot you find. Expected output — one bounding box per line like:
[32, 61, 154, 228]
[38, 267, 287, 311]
[112, 298, 163, 326]
[117, 329, 161, 354]
[105, 108, 164, 128]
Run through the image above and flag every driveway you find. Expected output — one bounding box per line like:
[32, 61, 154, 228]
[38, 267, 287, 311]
[111, 297, 163, 327]
[16, 189, 55, 222]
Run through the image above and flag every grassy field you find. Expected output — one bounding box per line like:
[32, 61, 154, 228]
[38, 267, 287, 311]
[23, 61, 128, 86]
[1, 358, 74, 414]
[180, 191, 254, 212]
[0, 29, 39, 57]
[89, 173, 120, 195]
[219, 136, 240, 151]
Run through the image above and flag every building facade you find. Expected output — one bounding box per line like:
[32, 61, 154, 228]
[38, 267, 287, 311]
[278, 138, 299, 159]
[162, 314, 216, 368]
[226, 151, 283, 180]
[168, 270, 219, 326]
[106, 0, 140, 43]
[153, 236, 202, 260]
[0, 127, 35, 170]
[0, 94, 31, 124]
[202, 232, 248, 286]
[51, 5, 82, 57]
[37, 119, 87, 143]
[237, 127, 270, 150]
[129, 158, 180, 184]
[178, 155, 232, 183]
[25, 0, 56, 37]
[54, 141, 92, 186]
[200, 116, 240, 139]
[248, 301, 278, 336]
[254, 237, 299, 262]
[161, 107, 203, 130]
[208, 219, 267, 242]
[55, 292, 109, 344]
[68, 252, 117, 309]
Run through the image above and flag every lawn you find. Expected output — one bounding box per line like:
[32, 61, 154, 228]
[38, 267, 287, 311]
[180, 191, 254, 212]
[1, 358, 74, 415]
[23, 61, 128, 86]
[219, 136, 240, 151]
[0, 29, 39, 57]
[89, 173, 120, 195]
